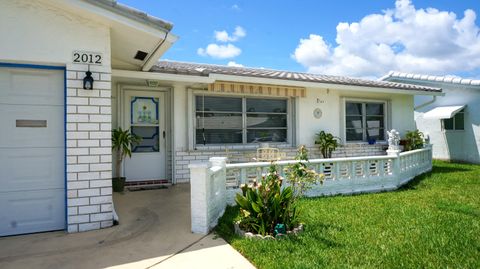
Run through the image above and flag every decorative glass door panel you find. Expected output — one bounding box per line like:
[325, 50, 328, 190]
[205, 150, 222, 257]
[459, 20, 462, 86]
[130, 97, 159, 153]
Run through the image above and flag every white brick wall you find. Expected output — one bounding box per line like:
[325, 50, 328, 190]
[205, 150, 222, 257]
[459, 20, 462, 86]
[189, 157, 227, 234]
[175, 144, 386, 183]
[66, 64, 113, 233]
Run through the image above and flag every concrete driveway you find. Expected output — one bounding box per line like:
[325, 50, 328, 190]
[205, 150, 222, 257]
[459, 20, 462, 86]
[0, 184, 255, 269]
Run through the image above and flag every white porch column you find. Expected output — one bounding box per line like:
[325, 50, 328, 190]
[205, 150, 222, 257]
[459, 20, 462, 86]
[387, 148, 402, 185]
[189, 157, 228, 235]
[189, 162, 210, 234]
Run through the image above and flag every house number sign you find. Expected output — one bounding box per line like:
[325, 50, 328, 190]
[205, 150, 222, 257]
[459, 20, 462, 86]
[72, 51, 103, 65]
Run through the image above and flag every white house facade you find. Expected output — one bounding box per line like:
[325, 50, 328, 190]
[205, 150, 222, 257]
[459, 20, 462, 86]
[0, 0, 440, 236]
[382, 71, 480, 164]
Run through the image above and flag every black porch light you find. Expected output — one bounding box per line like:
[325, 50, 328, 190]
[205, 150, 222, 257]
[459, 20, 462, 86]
[83, 71, 94, 90]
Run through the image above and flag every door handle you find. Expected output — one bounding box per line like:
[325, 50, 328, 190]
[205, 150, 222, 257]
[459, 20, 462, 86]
[163, 131, 166, 139]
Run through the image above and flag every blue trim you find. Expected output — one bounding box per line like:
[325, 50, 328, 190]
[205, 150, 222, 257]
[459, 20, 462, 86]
[131, 126, 159, 152]
[0, 62, 68, 231]
[63, 69, 67, 231]
[0, 62, 65, 70]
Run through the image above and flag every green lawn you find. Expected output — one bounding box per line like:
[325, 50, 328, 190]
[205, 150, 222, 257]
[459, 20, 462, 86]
[216, 161, 480, 269]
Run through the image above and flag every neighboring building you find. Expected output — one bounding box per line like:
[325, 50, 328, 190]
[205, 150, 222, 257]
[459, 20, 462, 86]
[0, 0, 441, 236]
[381, 71, 480, 164]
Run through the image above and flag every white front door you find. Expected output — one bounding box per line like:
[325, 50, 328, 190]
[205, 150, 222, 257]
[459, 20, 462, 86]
[123, 90, 166, 181]
[0, 65, 65, 236]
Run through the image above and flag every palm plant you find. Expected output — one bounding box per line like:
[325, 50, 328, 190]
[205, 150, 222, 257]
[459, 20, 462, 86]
[112, 127, 141, 191]
[404, 129, 424, 151]
[315, 131, 341, 158]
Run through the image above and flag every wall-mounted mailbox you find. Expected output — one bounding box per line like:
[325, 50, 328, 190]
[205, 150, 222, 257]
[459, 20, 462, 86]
[16, 120, 47, 128]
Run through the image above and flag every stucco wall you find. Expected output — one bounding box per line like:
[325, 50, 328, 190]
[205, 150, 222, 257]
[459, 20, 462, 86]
[169, 86, 412, 182]
[0, 1, 113, 233]
[297, 88, 415, 146]
[0, 1, 111, 66]
[386, 77, 480, 164]
[415, 88, 480, 163]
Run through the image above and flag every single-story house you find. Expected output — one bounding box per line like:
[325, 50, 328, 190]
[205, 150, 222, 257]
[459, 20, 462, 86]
[381, 71, 480, 164]
[0, 0, 441, 236]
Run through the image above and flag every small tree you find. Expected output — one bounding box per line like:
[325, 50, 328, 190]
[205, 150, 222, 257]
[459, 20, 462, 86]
[315, 131, 341, 158]
[112, 127, 141, 179]
[285, 145, 324, 199]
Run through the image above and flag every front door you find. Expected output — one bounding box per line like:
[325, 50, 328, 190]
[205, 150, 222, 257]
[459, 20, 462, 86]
[123, 90, 166, 181]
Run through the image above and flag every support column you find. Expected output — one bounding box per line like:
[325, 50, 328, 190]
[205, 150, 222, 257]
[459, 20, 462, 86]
[387, 148, 402, 185]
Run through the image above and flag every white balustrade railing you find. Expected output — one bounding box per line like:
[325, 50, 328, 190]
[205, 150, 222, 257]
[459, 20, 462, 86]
[190, 146, 432, 234]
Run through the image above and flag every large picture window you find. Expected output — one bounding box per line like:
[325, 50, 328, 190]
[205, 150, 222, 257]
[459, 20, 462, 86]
[443, 109, 464, 131]
[195, 96, 288, 144]
[345, 101, 386, 142]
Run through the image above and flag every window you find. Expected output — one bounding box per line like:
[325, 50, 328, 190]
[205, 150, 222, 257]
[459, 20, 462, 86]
[195, 96, 288, 144]
[345, 101, 386, 142]
[443, 109, 464, 131]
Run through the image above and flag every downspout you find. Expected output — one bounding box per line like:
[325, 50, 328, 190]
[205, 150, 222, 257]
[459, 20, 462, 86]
[141, 29, 171, 71]
[414, 96, 436, 110]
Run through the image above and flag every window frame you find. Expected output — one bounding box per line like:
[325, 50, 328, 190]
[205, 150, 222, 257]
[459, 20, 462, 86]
[193, 93, 291, 146]
[442, 109, 465, 131]
[343, 98, 388, 143]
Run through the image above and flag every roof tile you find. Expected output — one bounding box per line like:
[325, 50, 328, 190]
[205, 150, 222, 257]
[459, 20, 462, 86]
[151, 61, 441, 93]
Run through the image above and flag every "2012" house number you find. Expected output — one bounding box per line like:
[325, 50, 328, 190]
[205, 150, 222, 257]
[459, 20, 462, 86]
[72, 51, 103, 65]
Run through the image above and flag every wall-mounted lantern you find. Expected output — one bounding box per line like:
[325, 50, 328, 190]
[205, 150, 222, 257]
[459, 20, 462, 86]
[83, 71, 94, 90]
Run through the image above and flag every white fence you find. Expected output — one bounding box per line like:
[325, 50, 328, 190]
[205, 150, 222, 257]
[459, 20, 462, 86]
[190, 146, 432, 234]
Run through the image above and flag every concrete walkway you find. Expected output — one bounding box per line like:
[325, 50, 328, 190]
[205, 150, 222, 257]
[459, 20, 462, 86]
[0, 184, 255, 269]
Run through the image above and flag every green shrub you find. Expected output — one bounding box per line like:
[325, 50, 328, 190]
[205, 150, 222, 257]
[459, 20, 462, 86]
[315, 131, 341, 158]
[235, 164, 298, 236]
[235, 146, 324, 236]
[404, 130, 424, 151]
[285, 145, 324, 199]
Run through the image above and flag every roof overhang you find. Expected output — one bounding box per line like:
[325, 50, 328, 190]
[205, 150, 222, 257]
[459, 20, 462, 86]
[423, 105, 466, 119]
[112, 70, 445, 96]
[49, 0, 178, 70]
[208, 74, 444, 96]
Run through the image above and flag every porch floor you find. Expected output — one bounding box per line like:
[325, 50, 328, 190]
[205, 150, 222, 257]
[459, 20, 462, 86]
[0, 184, 254, 269]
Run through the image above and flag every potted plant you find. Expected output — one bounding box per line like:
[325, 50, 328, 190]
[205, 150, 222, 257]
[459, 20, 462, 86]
[404, 130, 424, 151]
[111, 127, 141, 192]
[315, 131, 341, 158]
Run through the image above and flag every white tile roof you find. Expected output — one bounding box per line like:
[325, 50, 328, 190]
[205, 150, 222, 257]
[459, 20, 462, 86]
[151, 61, 442, 93]
[381, 71, 480, 86]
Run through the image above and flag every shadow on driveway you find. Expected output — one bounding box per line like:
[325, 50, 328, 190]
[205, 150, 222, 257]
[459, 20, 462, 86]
[0, 184, 254, 269]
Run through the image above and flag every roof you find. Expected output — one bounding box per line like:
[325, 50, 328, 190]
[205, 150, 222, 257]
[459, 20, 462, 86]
[380, 71, 480, 86]
[82, 0, 173, 31]
[151, 61, 442, 93]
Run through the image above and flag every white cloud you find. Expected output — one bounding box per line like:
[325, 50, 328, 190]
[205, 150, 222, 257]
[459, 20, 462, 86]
[231, 4, 241, 11]
[215, 26, 246, 42]
[292, 0, 480, 78]
[227, 61, 244, 67]
[197, 44, 242, 59]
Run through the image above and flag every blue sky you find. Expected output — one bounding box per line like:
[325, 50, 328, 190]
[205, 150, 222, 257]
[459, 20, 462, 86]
[121, 0, 480, 78]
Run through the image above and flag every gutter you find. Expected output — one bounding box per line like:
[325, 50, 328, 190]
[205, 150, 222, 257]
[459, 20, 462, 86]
[142, 30, 178, 71]
[414, 96, 437, 110]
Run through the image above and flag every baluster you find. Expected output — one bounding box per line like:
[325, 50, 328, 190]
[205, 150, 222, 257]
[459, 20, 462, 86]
[379, 159, 385, 178]
[364, 161, 370, 179]
[351, 161, 356, 180]
[256, 166, 262, 182]
[334, 162, 340, 180]
[240, 168, 246, 185]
